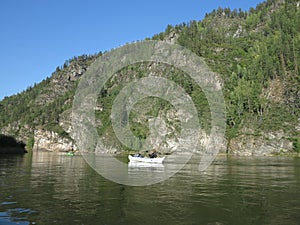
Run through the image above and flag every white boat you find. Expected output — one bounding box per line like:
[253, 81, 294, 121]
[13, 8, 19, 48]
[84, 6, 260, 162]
[128, 155, 165, 163]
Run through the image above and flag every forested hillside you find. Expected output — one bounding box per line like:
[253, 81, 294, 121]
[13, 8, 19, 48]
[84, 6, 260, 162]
[0, 0, 299, 154]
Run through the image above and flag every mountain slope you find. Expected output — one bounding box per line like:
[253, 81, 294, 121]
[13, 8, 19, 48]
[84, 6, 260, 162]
[0, 54, 99, 146]
[0, 0, 299, 155]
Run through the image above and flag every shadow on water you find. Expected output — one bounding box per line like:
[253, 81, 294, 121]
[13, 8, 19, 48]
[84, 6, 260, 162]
[1, 152, 300, 225]
[0, 152, 33, 224]
[0, 134, 27, 154]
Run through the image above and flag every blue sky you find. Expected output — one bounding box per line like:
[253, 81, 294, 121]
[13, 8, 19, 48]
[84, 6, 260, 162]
[0, 0, 263, 100]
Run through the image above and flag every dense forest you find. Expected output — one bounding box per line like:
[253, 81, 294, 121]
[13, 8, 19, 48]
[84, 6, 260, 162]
[0, 0, 299, 153]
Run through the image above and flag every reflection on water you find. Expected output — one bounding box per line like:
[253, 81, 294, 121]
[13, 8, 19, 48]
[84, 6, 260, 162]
[83, 152, 192, 186]
[128, 161, 165, 168]
[0, 151, 300, 225]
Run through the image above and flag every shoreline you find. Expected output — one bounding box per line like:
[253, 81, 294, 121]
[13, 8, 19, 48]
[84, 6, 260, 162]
[4, 147, 298, 157]
[217, 152, 300, 157]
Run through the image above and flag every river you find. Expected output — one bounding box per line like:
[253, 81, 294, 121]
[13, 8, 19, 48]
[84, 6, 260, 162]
[1, 151, 300, 225]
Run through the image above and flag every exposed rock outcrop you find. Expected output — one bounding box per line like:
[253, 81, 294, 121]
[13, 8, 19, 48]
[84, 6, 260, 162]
[35, 61, 88, 106]
[296, 118, 300, 132]
[33, 129, 77, 152]
[228, 130, 294, 156]
[66, 61, 87, 81]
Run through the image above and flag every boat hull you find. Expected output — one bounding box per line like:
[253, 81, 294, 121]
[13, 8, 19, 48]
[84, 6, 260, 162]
[128, 155, 165, 163]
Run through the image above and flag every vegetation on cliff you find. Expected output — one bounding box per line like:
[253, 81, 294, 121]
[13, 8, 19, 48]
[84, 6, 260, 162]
[0, 54, 99, 141]
[0, 0, 299, 153]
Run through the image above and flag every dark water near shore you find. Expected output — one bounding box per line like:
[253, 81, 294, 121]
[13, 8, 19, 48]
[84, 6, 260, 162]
[1, 151, 300, 225]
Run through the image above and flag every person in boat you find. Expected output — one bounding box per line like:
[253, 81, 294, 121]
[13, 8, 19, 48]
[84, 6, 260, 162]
[148, 149, 158, 158]
[133, 153, 143, 158]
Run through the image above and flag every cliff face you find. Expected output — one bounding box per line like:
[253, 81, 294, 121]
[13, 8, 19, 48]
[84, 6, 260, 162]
[229, 130, 294, 156]
[0, 55, 98, 152]
[33, 129, 77, 152]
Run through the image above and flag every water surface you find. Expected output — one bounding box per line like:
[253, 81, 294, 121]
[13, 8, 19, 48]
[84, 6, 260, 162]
[1, 151, 300, 225]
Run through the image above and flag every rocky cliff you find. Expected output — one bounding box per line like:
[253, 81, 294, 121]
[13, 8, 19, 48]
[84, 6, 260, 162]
[0, 54, 98, 152]
[228, 130, 294, 156]
[32, 128, 77, 152]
